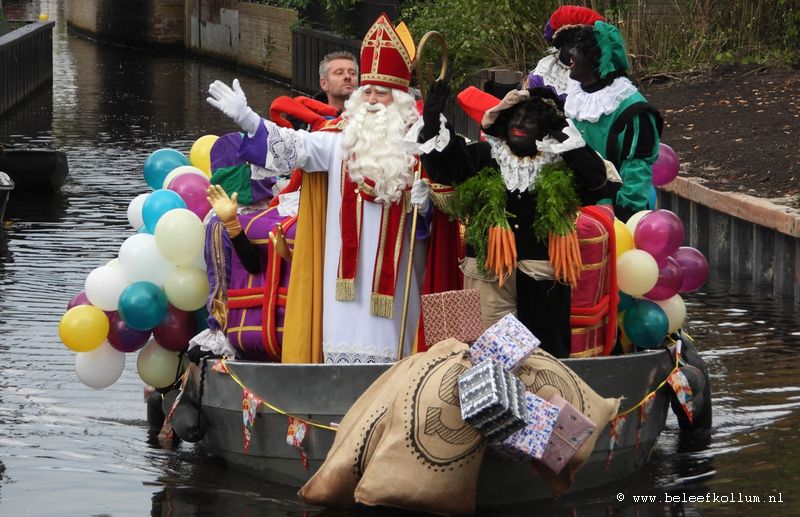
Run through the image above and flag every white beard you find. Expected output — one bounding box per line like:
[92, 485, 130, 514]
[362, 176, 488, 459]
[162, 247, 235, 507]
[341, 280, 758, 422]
[341, 93, 418, 204]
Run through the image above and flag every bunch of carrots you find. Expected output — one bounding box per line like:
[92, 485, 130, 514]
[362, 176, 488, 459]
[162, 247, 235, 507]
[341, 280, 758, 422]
[548, 230, 582, 286]
[484, 225, 517, 287]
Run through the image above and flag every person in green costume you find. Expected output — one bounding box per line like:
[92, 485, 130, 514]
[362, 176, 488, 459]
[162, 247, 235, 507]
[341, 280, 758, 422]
[559, 21, 663, 222]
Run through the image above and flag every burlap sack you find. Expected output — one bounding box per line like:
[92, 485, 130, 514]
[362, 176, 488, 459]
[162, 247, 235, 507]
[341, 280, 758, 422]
[516, 349, 620, 495]
[354, 339, 486, 515]
[298, 353, 419, 507]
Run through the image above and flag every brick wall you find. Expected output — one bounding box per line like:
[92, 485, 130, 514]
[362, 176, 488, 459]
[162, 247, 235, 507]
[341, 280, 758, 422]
[66, 0, 184, 46]
[152, 0, 185, 44]
[237, 3, 297, 80]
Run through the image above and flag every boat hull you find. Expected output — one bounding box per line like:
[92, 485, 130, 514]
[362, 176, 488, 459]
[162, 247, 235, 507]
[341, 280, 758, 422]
[0, 149, 68, 192]
[0, 171, 13, 224]
[183, 347, 674, 504]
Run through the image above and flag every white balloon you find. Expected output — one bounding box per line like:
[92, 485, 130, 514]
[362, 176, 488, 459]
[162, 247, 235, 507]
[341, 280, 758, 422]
[162, 165, 208, 189]
[137, 338, 183, 389]
[625, 210, 652, 237]
[127, 193, 150, 231]
[617, 249, 659, 296]
[118, 233, 172, 287]
[84, 265, 131, 311]
[154, 208, 205, 265]
[75, 341, 126, 389]
[655, 294, 687, 334]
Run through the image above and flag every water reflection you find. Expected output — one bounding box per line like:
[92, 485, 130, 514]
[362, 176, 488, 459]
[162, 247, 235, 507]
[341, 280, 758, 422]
[1, 1, 800, 516]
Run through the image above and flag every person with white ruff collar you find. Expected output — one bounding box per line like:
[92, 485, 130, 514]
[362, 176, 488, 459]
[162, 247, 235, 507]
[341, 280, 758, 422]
[420, 82, 610, 358]
[205, 14, 457, 364]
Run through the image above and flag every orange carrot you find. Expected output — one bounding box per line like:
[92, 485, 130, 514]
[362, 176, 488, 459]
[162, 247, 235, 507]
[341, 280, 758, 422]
[507, 228, 517, 263]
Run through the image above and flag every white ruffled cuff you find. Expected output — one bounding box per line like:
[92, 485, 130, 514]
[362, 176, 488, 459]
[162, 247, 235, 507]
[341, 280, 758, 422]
[188, 328, 238, 358]
[536, 119, 585, 154]
[405, 114, 451, 155]
[262, 121, 302, 174]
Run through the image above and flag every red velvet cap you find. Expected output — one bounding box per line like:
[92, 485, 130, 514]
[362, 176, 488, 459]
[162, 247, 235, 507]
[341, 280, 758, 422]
[548, 6, 605, 38]
[360, 13, 413, 92]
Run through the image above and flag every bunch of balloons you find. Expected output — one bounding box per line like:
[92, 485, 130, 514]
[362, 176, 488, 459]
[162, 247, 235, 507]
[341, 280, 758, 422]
[58, 137, 217, 390]
[613, 209, 708, 349]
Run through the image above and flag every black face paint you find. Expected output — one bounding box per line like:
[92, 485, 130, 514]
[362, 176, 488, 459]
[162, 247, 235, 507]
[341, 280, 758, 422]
[568, 45, 600, 87]
[506, 104, 544, 157]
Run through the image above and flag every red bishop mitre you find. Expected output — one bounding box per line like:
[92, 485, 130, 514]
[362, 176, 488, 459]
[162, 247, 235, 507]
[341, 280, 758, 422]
[360, 13, 413, 92]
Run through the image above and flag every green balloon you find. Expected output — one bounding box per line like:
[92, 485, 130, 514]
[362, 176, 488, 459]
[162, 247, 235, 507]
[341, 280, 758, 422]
[623, 299, 668, 349]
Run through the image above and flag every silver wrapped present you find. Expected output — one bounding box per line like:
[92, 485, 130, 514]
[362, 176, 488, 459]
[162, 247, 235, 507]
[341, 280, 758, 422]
[468, 313, 540, 372]
[458, 360, 528, 441]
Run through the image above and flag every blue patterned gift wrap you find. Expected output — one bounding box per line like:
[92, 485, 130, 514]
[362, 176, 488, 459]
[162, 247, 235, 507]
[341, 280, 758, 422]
[468, 313, 540, 372]
[492, 391, 560, 461]
[458, 360, 528, 441]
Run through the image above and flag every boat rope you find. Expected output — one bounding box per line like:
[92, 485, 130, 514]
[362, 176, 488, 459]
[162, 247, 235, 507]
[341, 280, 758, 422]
[219, 358, 338, 432]
[197, 357, 207, 428]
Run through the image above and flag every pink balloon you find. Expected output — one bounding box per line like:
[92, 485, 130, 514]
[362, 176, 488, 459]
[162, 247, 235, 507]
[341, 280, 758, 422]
[634, 209, 685, 263]
[153, 304, 198, 352]
[672, 246, 709, 292]
[168, 173, 211, 220]
[643, 256, 683, 300]
[67, 291, 91, 310]
[652, 143, 680, 187]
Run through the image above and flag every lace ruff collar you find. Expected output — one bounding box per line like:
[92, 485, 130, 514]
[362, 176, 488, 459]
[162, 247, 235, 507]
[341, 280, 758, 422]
[532, 53, 571, 96]
[564, 77, 638, 123]
[485, 135, 560, 193]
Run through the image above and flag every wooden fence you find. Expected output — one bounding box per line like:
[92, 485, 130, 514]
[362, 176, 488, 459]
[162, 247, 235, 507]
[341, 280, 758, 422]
[0, 21, 54, 117]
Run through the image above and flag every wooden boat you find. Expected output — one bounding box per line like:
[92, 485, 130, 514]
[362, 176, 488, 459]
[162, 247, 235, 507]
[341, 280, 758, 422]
[0, 148, 68, 192]
[176, 335, 701, 506]
[0, 171, 13, 224]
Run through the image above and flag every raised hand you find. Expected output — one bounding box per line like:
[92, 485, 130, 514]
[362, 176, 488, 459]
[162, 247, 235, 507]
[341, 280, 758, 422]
[207, 184, 239, 224]
[423, 79, 451, 127]
[207, 79, 261, 135]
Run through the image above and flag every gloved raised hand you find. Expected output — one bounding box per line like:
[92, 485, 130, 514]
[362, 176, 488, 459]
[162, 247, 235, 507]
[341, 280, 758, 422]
[207, 79, 261, 135]
[207, 184, 239, 224]
[411, 178, 431, 215]
[421, 79, 450, 141]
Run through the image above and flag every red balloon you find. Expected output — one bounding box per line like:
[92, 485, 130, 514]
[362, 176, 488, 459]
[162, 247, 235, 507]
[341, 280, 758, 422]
[643, 256, 683, 300]
[67, 291, 91, 310]
[168, 173, 211, 221]
[107, 311, 151, 353]
[652, 143, 680, 186]
[672, 246, 709, 292]
[153, 304, 198, 352]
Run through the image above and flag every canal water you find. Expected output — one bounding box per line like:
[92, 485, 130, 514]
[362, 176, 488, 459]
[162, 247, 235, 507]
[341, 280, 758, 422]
[1, 2, 799, 516]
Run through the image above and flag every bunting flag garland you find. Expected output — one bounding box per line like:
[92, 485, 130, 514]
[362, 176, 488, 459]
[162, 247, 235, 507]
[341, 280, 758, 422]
[158, 371, 189, 449]
[287, 417, 310, 471]
[212, 360, 229, 374]
[635, 391, 657, 450]
[242, 388, 261, 452]
[605, 413, 628, 471]
[667, 368, 694, 424]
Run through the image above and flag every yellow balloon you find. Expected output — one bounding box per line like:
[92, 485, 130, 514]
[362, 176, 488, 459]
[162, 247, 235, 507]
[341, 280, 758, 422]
[58, 305, 109, 352]
[38, 13, 49, 22]
[613, 218, 633, 257]
[164, 265, 210, 311]
[189, 135, 219, 177]
[618, 312, 634, 354]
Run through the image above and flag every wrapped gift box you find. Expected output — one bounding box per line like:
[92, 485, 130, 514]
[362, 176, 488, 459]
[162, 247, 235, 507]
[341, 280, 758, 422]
[492, 392, 560, 461]
[468, 313, 540, 372]
[538, 394, 597, 473]
[458, 360, 527, 441]
[421, 289, 484, 347]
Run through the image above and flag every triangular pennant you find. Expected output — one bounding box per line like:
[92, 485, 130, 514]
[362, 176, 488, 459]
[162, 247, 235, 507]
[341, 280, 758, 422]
[212, 360, 229, 374]
[667, 369, 694, 424]
[605, 413, 628, 471]
[242, 388, 261, 452]
[635, 391, 657, 449]
[287, 416, 310, 471]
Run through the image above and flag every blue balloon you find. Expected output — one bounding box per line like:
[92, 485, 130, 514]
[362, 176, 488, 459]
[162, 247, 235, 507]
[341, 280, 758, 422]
[118, 281, 169, 331]
[143, 149, 190, 190]
[648, 184, 657, 210]
[618, 291, 635, 312]
[623, 299, 669, 349]
[142, 189, 186, 233]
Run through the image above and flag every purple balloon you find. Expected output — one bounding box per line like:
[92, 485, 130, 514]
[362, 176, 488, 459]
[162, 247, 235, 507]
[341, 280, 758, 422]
[153, 304, 198, 352]
[67, 291, 91, 310]
[107, 311, 151, 353]
[168, 173, 212, 220]
[634, 209, 685, 263]
[643, 256, 683, 300]
[672, 246, 709, 292]
[652, 143, 680, 187]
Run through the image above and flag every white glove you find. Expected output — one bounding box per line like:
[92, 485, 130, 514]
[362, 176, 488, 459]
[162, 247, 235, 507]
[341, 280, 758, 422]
[411, 178, 431, 215]
[207, 79, 261, 136]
